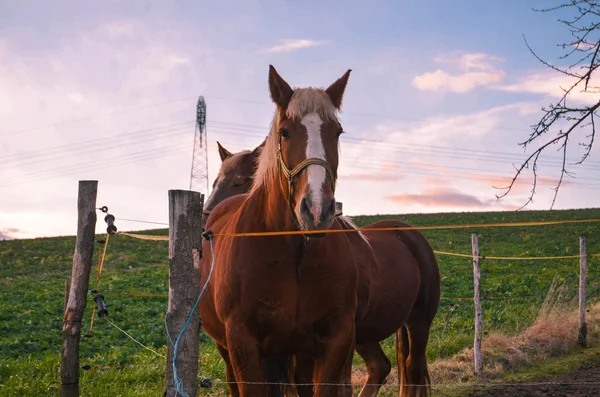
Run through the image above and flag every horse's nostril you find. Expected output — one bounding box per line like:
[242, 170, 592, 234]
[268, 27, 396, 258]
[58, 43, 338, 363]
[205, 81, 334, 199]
[301, 197, 311, 213]
[323, 198, 336, 217]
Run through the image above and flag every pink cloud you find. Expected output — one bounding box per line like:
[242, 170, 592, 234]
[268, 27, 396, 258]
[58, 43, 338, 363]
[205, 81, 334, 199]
[385, 187, 514, 209]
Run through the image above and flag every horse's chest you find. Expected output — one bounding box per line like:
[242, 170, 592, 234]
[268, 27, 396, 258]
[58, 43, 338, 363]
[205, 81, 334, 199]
[217, 239, 356, 351]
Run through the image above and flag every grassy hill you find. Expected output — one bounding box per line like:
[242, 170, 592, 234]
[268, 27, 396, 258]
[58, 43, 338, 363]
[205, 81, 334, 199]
[1, 208, 599, 396]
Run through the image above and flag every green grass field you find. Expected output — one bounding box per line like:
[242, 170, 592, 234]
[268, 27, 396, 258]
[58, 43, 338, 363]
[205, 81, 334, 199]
[1, 208, 599, 396]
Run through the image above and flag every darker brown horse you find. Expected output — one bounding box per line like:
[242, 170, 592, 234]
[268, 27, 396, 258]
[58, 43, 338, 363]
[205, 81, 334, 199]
[202, 75, 440, 397]
[201, 141, 265, 228]
[199, 65, 361, 397]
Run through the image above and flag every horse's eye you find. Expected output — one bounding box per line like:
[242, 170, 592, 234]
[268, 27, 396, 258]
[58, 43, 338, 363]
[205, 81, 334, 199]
[280, 128, 289, 140]
[232, 176, 247, 188]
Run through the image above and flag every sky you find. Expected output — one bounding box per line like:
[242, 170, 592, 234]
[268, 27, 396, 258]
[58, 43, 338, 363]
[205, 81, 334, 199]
[1, 0, 600, 239]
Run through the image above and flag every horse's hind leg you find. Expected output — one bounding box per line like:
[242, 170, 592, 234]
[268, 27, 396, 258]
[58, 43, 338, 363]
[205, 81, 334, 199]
[397, 312, 433, 397]
[356, 342, 391, 397]
[216, 344, 240, 397]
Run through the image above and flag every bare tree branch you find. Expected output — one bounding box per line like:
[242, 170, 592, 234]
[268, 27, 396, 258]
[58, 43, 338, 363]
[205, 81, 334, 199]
[497, 0, 600, 209]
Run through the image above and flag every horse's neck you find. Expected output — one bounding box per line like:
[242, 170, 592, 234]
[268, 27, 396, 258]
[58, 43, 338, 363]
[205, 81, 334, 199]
[244, 182, 297, 231]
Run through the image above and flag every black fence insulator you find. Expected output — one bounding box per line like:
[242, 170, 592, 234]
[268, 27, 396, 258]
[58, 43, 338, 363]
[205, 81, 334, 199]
[201, 230, 214, 241]
[335, 201, 343, 217]
[200, 378, 213, 388]
[104, 214, 117, 235]
[93, 294, 108, 318]
[100, 206, 108, 213]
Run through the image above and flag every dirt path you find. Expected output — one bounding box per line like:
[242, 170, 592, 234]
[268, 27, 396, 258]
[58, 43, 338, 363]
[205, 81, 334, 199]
[463, 358, 600, 397]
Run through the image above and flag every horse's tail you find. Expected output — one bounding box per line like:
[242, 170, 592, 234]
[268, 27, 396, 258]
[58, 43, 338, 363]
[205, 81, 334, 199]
[396, 324, 433, 397]
[396, 324, 410, 395]
[263, 355, 293, 397]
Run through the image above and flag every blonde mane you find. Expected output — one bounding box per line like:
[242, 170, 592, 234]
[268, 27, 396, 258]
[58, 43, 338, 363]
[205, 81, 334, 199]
[250, 88, 339, 194]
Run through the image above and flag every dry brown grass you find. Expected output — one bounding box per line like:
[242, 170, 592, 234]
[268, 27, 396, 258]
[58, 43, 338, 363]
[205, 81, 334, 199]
[429, 277, 600, 385]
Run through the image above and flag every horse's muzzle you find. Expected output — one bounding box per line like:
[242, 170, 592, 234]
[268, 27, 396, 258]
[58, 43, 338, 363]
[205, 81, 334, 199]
[299, 195, 336, 231]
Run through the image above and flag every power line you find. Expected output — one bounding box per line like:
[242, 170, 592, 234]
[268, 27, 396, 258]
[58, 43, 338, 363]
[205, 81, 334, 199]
[206, 121, 600, 169]
[4, 130, 600, 190]
[205, 125, 600, 177]
[0, 97, 197, 137]
[1, 120, 194, 163]
[3, 116, 600, 190]
[217, 138, 600, 185]
[2, 125, 193, 169]
[5, 117, 599, 175]
[0, 143, 191, 187]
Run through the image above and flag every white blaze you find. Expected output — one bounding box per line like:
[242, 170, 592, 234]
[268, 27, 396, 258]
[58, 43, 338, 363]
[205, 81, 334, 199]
[301, 112, 326, 224]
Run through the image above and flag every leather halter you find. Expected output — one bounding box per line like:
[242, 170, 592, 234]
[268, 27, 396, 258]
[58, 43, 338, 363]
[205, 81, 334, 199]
[277, 135, 336, 231]
[201, 136, 340, 236]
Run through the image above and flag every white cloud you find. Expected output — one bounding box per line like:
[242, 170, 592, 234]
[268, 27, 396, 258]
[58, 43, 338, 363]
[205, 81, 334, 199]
[413, 52, 506, 93]
[496, 72, 600, 105]
[572, 42, 596, 51]
[263, 39, 327, 53]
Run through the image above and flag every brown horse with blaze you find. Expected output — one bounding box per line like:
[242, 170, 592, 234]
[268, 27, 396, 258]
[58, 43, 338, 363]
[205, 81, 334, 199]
[199, 65, 359, 397]
[202, 67, 441, 397]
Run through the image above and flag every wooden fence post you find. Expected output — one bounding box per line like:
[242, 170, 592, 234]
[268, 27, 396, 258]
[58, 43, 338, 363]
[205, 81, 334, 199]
[472, 233, 483, 376]
[61, 181, 98, 397]
[579, 235, 587, 347]
[64, 277, 71, 316]
[165, 190, 204, 397]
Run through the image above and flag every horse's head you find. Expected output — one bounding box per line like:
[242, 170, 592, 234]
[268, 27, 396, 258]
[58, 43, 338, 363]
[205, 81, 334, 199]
[264, 65, 351, 231]
[202, 141, 263, 227]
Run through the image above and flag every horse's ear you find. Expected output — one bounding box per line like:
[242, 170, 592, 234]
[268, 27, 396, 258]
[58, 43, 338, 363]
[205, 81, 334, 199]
[325, 69, 352, 109]
[252, 137, 267, 156]
[268, 65, 294, 109]
[217, 141, 233, 162]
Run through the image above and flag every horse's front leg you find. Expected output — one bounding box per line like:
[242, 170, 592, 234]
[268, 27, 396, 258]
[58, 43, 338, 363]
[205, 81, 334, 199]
[312, 314, 356, 397]
[294, 353, 315, 397]
[225, 318, 268, 397]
